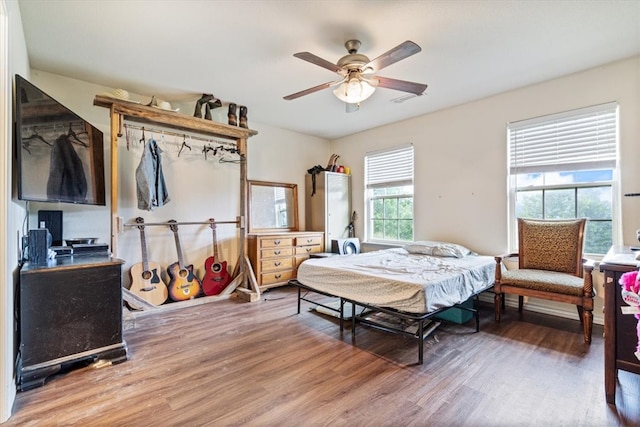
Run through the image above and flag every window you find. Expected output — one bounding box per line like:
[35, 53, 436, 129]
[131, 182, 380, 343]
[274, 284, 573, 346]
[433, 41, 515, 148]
[365, 144, 414, 242]
[508, 103, 618, 255]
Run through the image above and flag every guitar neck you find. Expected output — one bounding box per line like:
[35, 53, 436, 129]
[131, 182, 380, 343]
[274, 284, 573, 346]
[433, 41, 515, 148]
[139, 227, 150, 272]
[172, 230, 186, 268]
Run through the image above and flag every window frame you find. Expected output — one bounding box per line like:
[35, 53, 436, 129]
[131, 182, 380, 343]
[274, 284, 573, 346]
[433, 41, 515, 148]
[364, 144, 414, 244]
[507, 103, 620, 256]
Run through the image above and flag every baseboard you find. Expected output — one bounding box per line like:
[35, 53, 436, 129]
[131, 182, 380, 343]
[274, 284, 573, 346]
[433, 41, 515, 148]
[478, 293, 604, 326]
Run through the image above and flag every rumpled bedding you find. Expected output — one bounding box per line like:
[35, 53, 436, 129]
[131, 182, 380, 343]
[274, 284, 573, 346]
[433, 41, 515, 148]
[296, 248, 495, 313]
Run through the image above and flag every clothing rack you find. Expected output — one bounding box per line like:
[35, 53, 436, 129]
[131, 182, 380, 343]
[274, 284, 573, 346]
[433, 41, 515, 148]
[123, 219, 239, 228]
[123, 123, 237, 149]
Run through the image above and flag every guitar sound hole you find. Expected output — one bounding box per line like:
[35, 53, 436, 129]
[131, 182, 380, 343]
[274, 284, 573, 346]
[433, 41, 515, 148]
[142, 271, 152, 280]
[212, 264, 221, 272]
[179, 269, 188, 278]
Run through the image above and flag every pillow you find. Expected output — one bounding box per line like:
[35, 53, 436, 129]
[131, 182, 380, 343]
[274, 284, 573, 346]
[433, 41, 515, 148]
[403, 241, 474, 258]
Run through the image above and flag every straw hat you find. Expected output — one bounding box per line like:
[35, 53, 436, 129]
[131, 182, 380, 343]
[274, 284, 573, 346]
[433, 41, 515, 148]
[99, 88, 130, 101]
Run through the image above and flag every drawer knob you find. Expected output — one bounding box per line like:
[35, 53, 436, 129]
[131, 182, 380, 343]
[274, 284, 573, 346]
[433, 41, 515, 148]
[274, 261, 281, 266]
[275, 274, 281, 279]
[306, 247, 311, 253]
[274, 250, 281, 255]
[274, 240, 281, 245]
[307, 238, 312, 243]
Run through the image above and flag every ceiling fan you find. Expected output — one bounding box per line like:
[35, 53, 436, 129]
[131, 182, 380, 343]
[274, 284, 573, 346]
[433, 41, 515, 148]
[283, 39, 428, 111]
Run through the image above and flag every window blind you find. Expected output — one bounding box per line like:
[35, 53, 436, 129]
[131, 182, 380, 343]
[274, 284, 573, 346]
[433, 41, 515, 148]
[509, 102, 617, 174]
[365, 144, 414, 188]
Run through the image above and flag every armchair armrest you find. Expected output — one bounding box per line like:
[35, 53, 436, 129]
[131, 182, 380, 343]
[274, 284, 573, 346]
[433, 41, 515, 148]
[582, 258, 596, 297]
[494, 253, 518, 281]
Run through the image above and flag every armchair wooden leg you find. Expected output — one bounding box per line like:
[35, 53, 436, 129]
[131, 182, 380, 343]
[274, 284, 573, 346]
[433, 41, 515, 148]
[494, 293, 502, 322]
[577, 306, 584, 325]
[583, 309, 593, 344]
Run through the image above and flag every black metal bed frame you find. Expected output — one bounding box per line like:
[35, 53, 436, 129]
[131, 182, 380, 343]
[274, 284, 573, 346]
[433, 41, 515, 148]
[291, 279, 489, 364]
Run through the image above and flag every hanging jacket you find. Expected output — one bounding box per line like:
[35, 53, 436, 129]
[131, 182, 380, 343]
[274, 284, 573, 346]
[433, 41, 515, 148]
[47, 134, 87, 202]
[136, 138, 170, 211]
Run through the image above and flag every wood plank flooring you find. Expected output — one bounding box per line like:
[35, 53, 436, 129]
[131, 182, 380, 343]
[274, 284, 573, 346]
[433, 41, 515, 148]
[5, 286, 640, 426]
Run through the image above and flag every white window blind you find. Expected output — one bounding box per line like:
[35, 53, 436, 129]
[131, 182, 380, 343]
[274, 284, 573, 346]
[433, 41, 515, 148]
[365, 144, 414, 188]
[509, 102, 617, 174]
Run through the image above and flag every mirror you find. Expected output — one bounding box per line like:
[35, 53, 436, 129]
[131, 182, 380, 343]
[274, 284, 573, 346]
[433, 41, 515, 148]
[247, 180, 298, 233]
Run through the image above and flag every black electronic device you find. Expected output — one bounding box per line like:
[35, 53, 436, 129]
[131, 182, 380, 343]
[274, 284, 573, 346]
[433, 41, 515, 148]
[15, 75, 106, 206]
[28, 228, 51, 265]
[331, 238, 361, 255]
[37, 210, 63, 246]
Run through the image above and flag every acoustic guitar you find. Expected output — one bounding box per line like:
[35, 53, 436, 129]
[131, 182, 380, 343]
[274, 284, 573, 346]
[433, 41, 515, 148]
[201, 218, 232, 296]
[167, 220, 202, 301]
[129, 217, 168, 306]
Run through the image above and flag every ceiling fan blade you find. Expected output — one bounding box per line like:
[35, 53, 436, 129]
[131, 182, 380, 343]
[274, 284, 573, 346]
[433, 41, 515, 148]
[373, 76, 427, 95]
[283, 81, 334, 100]
[365, 40, 421, 72]
[293, 52, 343, 73]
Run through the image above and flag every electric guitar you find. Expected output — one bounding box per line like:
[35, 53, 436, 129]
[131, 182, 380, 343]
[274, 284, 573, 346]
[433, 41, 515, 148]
[167, 220, 202, 301]
[202, 218, 232, 296]
[129, 217, 169, 305]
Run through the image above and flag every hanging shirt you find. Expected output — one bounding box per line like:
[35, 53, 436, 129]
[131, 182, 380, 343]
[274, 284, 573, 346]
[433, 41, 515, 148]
[47, 134, 87, 202]
[135, 138, 170, 210]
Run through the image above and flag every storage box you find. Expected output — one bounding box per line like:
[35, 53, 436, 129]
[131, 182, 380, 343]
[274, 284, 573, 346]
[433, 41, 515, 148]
[434, 297, 474, 324]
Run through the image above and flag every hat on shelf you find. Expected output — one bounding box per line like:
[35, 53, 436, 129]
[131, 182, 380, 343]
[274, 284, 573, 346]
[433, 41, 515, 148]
[98, 88, 131, 101]
[147, 95, 178, 112]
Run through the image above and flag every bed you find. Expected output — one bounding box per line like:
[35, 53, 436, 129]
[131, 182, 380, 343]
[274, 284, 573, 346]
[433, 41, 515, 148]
[291, 242, 496, 364]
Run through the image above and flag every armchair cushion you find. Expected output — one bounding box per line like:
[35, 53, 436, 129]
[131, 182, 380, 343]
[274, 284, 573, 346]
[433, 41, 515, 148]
[501, 269, 587, 297]
[519, 218, 585, 275]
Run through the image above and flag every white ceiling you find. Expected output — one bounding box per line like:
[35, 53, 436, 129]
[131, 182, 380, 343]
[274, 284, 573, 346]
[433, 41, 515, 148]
[17, 0, 640, 140]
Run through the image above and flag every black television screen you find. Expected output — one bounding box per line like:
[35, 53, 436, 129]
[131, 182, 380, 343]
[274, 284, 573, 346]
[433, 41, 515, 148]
[15, 75, 106, 206]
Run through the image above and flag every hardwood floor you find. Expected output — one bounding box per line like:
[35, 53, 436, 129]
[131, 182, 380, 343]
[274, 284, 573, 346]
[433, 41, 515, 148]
[5, 286, 640, 426]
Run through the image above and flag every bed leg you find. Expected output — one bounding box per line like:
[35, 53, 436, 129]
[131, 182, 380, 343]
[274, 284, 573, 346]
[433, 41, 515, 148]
[494, 292, 502, 322]
[418, 321, 424, 365]
[297, 286, 301, 314]
[339, 298, 344, 332]
[351, 303, 357, 342]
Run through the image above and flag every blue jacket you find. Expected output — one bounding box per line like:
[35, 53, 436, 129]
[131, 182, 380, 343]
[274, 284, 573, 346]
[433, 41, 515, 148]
[135, 138, 170, 210]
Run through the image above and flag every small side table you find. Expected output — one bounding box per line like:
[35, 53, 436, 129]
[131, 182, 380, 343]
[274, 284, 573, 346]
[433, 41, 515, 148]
[600, 246, 640, 404]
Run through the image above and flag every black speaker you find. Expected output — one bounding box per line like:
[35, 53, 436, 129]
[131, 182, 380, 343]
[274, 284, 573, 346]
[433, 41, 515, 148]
[28, 228, 51, 265]
[331, 238, 361, 255]
[38, 210, 63, 246]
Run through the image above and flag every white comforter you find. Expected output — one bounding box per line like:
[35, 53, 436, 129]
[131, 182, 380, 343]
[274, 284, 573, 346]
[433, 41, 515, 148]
[296, 248, 496, 313]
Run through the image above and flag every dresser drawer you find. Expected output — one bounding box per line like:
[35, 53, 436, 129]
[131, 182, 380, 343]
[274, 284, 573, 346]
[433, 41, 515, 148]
[295, 235, 322, 246]
[260, 257, 293, 272]
[260, 238, 293, 248]
[295, 245, 322, 255]
[261, 270, 294, 285]
[260, 247, 294, 259]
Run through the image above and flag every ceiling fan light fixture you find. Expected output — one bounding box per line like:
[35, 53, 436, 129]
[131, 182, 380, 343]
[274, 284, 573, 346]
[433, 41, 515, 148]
[333, 76, 375, 104]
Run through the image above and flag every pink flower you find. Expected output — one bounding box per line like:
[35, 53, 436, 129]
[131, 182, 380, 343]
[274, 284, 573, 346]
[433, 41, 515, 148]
[619, 270, 639, 292]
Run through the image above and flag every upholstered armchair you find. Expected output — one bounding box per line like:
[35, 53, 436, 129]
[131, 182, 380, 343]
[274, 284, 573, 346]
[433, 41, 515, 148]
[494, 218, 595, 343]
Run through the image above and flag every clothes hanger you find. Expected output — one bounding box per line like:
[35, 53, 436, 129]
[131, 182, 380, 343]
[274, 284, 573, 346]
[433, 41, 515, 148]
[67, 123, 88, 147]
[23, 126, 52, 146]
[178, 135, 191, 157]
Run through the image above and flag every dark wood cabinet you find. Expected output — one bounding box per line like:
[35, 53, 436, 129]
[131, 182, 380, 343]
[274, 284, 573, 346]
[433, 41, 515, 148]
[599, 246, 640, 404]
[18, 255, 128, 390]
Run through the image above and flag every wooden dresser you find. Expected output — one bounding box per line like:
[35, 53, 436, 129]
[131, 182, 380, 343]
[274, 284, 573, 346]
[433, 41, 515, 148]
[248, 231, 324, 291]
[599, 246, 640, 404]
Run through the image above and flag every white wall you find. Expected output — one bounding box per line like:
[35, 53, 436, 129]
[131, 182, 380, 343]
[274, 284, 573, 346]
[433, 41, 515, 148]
[25, 71, 329, 289]
[2, 0, 30, 421]
[331, 55, 640, 324]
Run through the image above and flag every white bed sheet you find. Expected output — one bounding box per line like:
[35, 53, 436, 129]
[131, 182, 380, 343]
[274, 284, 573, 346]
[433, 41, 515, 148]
[296, 248, 496, 313]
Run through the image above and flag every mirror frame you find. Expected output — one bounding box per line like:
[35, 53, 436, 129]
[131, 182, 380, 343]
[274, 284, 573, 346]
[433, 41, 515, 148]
[247, 180, 299, 233]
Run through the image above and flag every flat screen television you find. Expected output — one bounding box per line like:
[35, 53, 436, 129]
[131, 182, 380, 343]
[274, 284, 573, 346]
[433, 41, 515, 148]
[15, 74, 106, 206]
